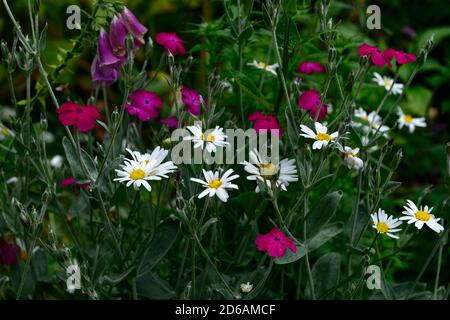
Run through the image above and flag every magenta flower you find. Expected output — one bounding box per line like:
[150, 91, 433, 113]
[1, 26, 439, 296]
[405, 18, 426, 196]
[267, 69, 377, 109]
[358, 43, 388, 67]
[298, 90, 328, 121]
[59, 177, 91, 191]
[248, 112, 284, 137]
[160, 116, 180, 128]
[255, 228, 297, 258]
[298, 90, 320, 110]
[125, 89, 163, 122]
[298, 61, 324, 75]
[57, 102, 99, 132]
[383, 48, 416, 65]
[0, 239, 18, 266]
[60, 177, 77, 187]
[181, 88, 201, 116]
[121, 6, 148, 47]
[155, 32, 186, 56]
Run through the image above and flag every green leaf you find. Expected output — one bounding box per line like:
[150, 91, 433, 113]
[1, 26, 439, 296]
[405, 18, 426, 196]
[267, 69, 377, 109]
[230, 70, 272, 111]
[136, 272, 175, 299]
[274, 245, 307, 264]
[136, 221, 179, 276]
[307, 252, 341, 299]
[305, 191, 342, 239]
[404, 86, 432, 117]
[306, 223, 343, 252]
[62, 136, 98, 181]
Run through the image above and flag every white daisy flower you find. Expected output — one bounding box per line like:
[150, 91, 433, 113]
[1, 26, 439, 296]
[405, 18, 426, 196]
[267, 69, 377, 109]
[300, 122, 338, 150]
[114, 147, 177, 192]
[247, 60, 279, 76]
[240, 282, 253, 293]
[399, 200, 444, 233]
[337, 145, 364, 170]
[190, 169, 239, 202]
[242, 149, 298, 192]
[397, 107, 426, 133]
[352, 108, 390, 135]
[184, 123, 229, 153]
[373, 72, 403, 95]
[371, 208, 402, 239]
[0, 125, 14, 141]
[50, 155, 64, 168]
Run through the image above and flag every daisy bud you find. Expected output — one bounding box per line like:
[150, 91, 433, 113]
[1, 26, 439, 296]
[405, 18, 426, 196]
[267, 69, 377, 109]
[1, 41, 9, 60]
[391, 149, 403, 170]
[167, 51, 175, 66]
[40, 112, 48, 130]
[144, 36, 154, 57]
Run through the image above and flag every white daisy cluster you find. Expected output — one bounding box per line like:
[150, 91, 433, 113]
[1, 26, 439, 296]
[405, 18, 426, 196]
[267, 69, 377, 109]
[397, 107, 426, 133]
[242, 149, 298, 192]
[247, 60, 279, 76]
[184, 123, 229, 153]
[372, 72, 403, 95]
[372, 200, 444, 240]
[300, 122, 364, 171]
[190, 169, 239, 202]
[115, 147, 177, 192]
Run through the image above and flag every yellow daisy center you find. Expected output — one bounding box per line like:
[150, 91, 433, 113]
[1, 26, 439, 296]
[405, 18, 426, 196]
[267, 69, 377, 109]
[130, 169, 146, 180]
[1, 128, 9, 135]
[376, 221, 389, 233]
[383, 78, 393, 88]
[415, 210, 430, 221]
[361, 116, 369, 122]
[208, 179, 223, 189]
[259, 162, 278, 177]
[316, 132, 331, 141]
[403, 115, 413, 123]
[258, 62, 269, 68]
[206, 133, 215, 142]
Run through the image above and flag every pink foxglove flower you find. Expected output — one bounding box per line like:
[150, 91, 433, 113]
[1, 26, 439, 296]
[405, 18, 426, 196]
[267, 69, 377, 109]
[109, 16, 129, 57]
[125, 89, 163, 122]
[298, 90, 328, 121]
[248, 112, 283, 137]
[121, 6, 148, 47]
[155, 32, 186, 56]
[255, 228, 297, 258]
[160, 116, 180, 128]
[57, 102, 99, 132]
[358, 43, 388, 67]
[297, 61, 324, 75]
[181, 88, 201, 116]
[91, 29, 123, 87]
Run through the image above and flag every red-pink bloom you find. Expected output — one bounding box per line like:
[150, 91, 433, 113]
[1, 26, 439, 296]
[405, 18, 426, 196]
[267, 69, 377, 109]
[155, 32, 186, 56]
[59, 177, 91, 190]
[255, 228, 297, 258]
[125, 89, 163, 122]
[297, 90, 328, 121]
[358, 43, 388, 67]
[57, 102, 99, 132]
[383, 48, 416, 65]
[248, 112, 284, 137]
[60, 177, 77, 187]
[0, 239, 18, 266]
[160, 116, 180, 128]
[298, 90, 320, 110]
[181, 88, 201, 116]
[297, 61, 324, 75]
